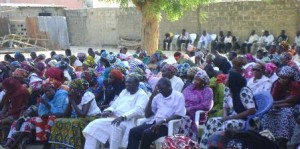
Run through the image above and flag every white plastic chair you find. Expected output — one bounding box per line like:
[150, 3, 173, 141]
[195, 110, 207, 131]
[210, 34, 217, 41]
[171, 34, 179, 51]
[190, 33, 197, 45]
[136, 118, 181, 149]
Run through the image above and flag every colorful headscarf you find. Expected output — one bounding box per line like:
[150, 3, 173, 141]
[278, 66, 295, 78]
[128, 67, 146, 81]
[36, 62, 46, 72]
[81, 70, 98, 86]
[83, 56, 95, 68]
[107, 54, 117, 64]
[187, 67, 201, 77]
[56, 61, 68, 70]
[265, 63, 277, 74]
[101, 51, 108, 59]
[216, 74, 227, 84]
[110, 59, 127, 74]
[48, 59, 58, 68]
[176, 63, 191, 77]
[194, 69, 210, 84]
[12, 68, 28, 78]
[77, 52, 87, 60]
[110, 69, 123, 81]
[244, 54, 256, 63]
[45, 67, 64, 83]
[152, 51, 163, 61]
[280, 52, 292, 61]
[2, 78, 22, 94]
[162, 64, 177, 74]
[69, 79, 89, 95]
[10, 61, 20, 68]
[280, 41, 289, 51]
[21, 61, 35, 73]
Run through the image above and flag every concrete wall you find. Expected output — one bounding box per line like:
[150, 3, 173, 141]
[199, 0, 300, 42]
[65, 8, 141, 47]
[66, 0, 300, 48]
[0, 6, 65, 36]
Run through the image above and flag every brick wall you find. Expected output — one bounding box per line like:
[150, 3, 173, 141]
[199, 0, 300, 42]
[66, 0, 300, 48]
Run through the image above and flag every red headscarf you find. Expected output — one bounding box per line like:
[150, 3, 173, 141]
[44, 67, 64, 89]
[110, 69, 123, 81]
[2, 78, 22, 94]
[45, 67, 64, 83]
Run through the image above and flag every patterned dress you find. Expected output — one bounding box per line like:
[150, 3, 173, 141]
[49, 117, 97, 149]
[199, 87, 255, 149]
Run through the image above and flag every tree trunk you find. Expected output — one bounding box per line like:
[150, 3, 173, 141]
[141, 13, 159, 55]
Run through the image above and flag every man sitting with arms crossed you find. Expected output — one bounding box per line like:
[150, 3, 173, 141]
[83, 75, 149, 149]
[127, 77, 186, 149]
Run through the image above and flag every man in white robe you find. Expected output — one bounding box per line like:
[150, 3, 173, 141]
[82, 75, 149, 149]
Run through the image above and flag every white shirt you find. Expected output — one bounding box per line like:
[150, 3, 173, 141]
[224, 36, 232, 43]
[264, 34, 274, 46]
[94, 55, 101, 64]
[293, 54, 300, 64]
[179, 32, 190, 40]
[197, 33, 212, 49]
[76, 91, 101, 116]
[149, 90, 186, 124]
[269, 73, 279, 84]
[295, 36, 300, 47]
[248, 34, 259, 44]
[170, 76, 184, 92]
[105, 89, 149, 120]
[247, 75, 272, 94]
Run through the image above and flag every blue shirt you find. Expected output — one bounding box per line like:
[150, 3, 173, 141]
[38, 89, 68, 116]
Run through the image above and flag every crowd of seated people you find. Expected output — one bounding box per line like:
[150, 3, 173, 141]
[0, 33, 300, 149]
[165, 29, 299, 56]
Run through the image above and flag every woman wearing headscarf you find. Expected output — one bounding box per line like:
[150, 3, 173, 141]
[262, 66, 300, 149]
[247, 63, 272, 94]
[3, 75, 68, 149]
[243, 54, 257, 80]
[81, 70, 104, 103]
[0, 78, 30, 143]
[8, 61, 20, 77]
[21, 61, 43, 93]
[100, 69, 125, 108]
[280, 52, 299, 70]
[209, 73, 226, 118]
[161, 64, 184, 92]
[200, 70, 256, 149]
[265, 62, 278, 83]
[183, 69, 213, 125]
[49, 79, 101, 149]
[176, 63, 191, 89]
[184, 66, 201, 89]
[44, 67, 66, 91]
[148, 51, 164, 75]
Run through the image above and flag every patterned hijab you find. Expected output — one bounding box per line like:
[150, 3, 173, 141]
[187, 67, 201, 77]
[194, 69, 210, 84]
[81, 70, 98, 86]
[162, 64, 177, 75]
[265, 63, 277, 74]
[176, 63, 191, 77]
[277, 66, 295, 78]
[12, 68, 28, 79]
[69, 79, 89, 96]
